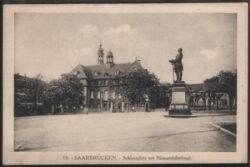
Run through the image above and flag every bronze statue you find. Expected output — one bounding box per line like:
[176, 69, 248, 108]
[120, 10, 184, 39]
[169, 48, 183, 82]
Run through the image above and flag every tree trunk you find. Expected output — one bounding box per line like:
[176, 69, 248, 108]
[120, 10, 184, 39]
[208, 98, 211, 111]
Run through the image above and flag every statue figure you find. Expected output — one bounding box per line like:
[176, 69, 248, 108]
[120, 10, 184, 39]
[169, 48, 183, 82]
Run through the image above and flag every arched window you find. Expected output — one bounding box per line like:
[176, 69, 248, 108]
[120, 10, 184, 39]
[112, 91, 116, 99]
[97, 91, 101, 99]
[90, 91, 94, 99]
[104, 91, 108, 101]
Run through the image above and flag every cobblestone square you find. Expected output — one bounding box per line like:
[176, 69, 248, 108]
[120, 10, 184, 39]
[14, 110, 236, 152]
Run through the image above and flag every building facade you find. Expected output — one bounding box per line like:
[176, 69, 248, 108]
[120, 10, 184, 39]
[70, 43, 145, 112]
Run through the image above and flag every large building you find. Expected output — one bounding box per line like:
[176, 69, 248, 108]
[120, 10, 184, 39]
[70, 43, 146, 112]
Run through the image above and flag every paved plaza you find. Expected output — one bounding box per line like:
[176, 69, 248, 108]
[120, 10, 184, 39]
[14, 110, 236, 152]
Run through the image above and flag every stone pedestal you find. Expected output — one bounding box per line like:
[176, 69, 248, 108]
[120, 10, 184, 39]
[169, 81, 191, 115]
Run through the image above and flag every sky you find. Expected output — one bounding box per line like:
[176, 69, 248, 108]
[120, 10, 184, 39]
[15, 13, 237, 83]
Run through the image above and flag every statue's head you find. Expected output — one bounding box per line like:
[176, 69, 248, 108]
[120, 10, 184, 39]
[178, 48, 182, 52]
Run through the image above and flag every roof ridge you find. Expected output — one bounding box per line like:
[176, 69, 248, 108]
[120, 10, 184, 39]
[84, 62, 131, 67]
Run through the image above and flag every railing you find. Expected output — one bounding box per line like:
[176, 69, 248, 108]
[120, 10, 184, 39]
[189, 105, 236, 111]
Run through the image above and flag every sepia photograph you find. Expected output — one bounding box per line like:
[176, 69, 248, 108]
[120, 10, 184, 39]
[3, 3, 248, 164]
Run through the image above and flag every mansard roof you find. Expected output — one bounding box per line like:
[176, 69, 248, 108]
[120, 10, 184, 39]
[70, 60, 144, 79]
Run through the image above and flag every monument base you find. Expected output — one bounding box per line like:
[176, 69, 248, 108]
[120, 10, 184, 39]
[169, 104, 191, 115]
[168, 81, 191, 116]
[164, 112, 196, 118]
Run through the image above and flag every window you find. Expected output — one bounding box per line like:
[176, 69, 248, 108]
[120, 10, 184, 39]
[74, 71, 79, 75]
[80, 79, 87, 85]
[105, 80, 113, 85]
[112, 91, 116, 99]
[105, 80, 109, 85]
[99, 80, 105, 86]
[83, 87, 87, 96]
[104, 72, 109, 77]
[115, 79, 120, 85]
[97, 91, 101, 99]
[115, 70, 121, 75]
[92, 80, 97, 85]
[90, 91, 94, 99]
[94, 71, 100, 76]
[104, 91, 108, 101]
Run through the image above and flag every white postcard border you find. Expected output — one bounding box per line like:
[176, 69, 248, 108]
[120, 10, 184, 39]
[3, 3, 248, 164]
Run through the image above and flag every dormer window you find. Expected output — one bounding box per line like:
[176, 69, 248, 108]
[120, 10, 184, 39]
[94, 71, 100, 76]
[98, 80, 104, 86]
[74, 71, 80, 76]
[115, 70, 121, 75]
[104, 72, 109, 77]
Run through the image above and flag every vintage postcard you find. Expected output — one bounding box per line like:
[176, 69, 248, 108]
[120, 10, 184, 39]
[3, 3, 248, 164]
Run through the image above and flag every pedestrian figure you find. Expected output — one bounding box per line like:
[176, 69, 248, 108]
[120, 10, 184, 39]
[59, 103, 63, 113]
[132, 106, 135, 112]
[51, 105, 55, 114]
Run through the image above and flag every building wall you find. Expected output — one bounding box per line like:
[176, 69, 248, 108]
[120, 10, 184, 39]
[81, 78, 130, 112]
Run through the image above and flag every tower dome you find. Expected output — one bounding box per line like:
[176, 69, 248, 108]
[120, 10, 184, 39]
[107, 50, 113, 58]
[98, 43, 104, 53]
[106, 49, 114, 67]
[97, 41, 104, 64]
